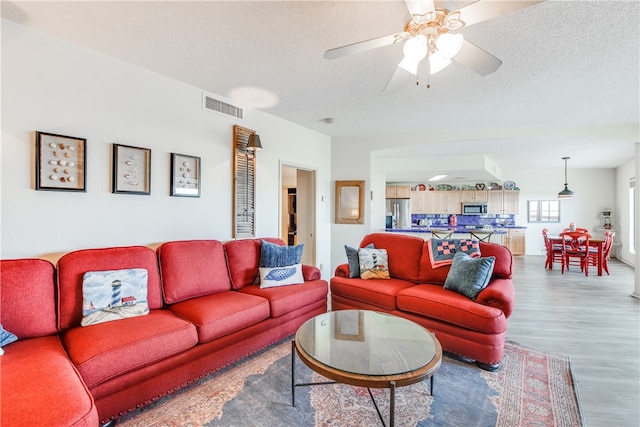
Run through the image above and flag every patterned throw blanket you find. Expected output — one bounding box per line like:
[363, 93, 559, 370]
[428, 238, 481, 268]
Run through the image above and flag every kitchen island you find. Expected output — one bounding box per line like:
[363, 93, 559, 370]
[384, 226, 526, 254]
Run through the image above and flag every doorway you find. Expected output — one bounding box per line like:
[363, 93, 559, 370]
[281, 164, 316, 266]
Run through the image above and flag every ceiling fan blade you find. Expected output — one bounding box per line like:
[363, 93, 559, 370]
[455, 0, 545, 28]
[324, 33, 408, 60]
[454, 40, 502, 76]
[384, 66, 413, 92]
[404, 0, 435, 16]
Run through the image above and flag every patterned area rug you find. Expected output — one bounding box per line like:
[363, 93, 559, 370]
[118, 339, 583, 427]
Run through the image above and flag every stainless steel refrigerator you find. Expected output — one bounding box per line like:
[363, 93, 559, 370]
[386, 199, 411, 229]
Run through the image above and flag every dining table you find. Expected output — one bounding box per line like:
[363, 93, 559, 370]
[547, 236, 605, 276]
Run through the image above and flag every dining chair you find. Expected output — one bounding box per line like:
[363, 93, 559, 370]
[587, 231, 615, 275]
[563, 227, 589, 233]
[560, 231, 591, 275]
[542, 228, 563, 270]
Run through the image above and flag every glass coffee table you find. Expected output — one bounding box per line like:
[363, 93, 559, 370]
[292, 310, 442, 427]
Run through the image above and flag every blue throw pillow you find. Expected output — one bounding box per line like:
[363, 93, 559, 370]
[260, 240, 303, 268]
[0, 324, 18, 355]
[344, 243, 374, 278]
[444, 251, 496, 301]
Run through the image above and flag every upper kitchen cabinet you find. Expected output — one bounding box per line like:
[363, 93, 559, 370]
[386, 185, 411, 199]
[460, 190, 488, 203]
[487, 190, 520, 214]
[431, 191, 461, 214]
[410, 191, 429, 213]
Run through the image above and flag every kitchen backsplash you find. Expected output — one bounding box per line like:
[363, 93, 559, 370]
[412, 214, 516, 228]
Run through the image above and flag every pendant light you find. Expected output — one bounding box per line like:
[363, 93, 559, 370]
[558, 156, 574, 199]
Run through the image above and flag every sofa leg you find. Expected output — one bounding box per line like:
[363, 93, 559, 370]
[476, 361, 500, 371]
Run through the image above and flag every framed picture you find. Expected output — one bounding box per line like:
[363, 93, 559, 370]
[35, 131, 87, 192]
[112, 144, 151, 195]
[170, 153, 201, 197]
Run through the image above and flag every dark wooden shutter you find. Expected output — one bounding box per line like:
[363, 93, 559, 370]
[232, 125, 256, 238]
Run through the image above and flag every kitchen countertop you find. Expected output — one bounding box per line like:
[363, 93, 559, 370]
[385, 226, 526, 234]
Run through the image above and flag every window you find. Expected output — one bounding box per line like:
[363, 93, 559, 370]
[527, 200, 560, 223]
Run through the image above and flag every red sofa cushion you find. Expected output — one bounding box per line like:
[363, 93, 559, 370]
[57, 246, 163, 331]
[62, 310, 198, 389]
[157, 239, 232, 304]
[477, 241, 513, 279]
[237, 279, 328, 317]
[0, 259, 57, 339]
[330, 276, 415, 311]
[223, 238, 286, 290]
[396, 284, 507, 334]
[1, 336, 98, 426]
[168, 291, 270, 343]
[359, 233, 425, 283]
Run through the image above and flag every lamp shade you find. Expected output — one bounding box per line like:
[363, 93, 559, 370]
[558, 185, 574, 199]
[398, 35, 428, 75]
[436, 33, 464, 59]
[429, 51, 452, 75]
[247, 134, 262, 151]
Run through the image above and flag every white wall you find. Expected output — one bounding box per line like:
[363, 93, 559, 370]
[616, 157, 636, 266]
[1, 19, 332, 277]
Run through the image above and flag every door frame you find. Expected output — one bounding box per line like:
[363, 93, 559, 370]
[279, 161, 317, 266]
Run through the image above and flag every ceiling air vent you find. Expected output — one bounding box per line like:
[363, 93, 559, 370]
[202, 93, 243, 119]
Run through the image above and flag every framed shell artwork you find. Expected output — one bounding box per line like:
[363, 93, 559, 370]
[35, 131, 87, 192]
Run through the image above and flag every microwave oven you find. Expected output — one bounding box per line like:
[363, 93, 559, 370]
[461, 202, 488, 215]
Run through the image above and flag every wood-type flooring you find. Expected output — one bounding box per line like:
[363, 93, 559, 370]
[507, 255, 639, 427]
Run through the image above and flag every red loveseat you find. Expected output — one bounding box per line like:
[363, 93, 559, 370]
[330, 233, 514, 370]
[1, 238, 327, 425]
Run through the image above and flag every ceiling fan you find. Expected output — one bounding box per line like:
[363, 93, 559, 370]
[324, 0, 545, 91]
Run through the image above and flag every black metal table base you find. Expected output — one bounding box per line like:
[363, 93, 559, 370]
[291, 341, 434, 427]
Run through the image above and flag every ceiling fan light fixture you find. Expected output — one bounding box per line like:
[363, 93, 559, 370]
[398, 35, 428, 75]
[436, 33, 464, 59]
[429, 51, 452, 74]
[403, 35, 428, 61]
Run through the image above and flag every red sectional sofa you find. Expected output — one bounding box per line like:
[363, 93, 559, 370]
[330, 233, 514, 370]
[1, 238, 327, 425]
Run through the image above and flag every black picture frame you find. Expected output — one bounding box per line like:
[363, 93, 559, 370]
[35, 131, 87, 192]
[112, 144, 151, 195]
[170, 153, 201, 197]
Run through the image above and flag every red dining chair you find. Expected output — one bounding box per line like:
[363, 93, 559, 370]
[560, 231, 591, 275]
[587, 231, 615, 275]
[542, 228, 563, 270]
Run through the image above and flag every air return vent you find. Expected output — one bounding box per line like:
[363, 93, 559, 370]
[202, 93, 243, 119]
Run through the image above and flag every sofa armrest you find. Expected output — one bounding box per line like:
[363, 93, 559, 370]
[475, 278, 515, 318]
[334, 263, 350, 278]
[302, 264, 321, 281]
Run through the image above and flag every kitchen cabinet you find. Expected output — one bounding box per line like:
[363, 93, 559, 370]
[460, 190, 488, 202]
[502, 191, 519, 214]
[431, 191, 461, 214]
[504, 228, 525, 256]
[410, 191, 430, 214]
[487, 190, 519, 214]
[386, 185, 411, 199]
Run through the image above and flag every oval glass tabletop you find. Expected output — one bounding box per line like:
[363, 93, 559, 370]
[296, 310, 437, 377]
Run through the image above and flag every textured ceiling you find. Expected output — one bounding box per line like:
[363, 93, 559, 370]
[2, 0, 638, 179]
